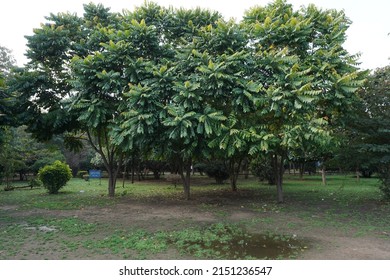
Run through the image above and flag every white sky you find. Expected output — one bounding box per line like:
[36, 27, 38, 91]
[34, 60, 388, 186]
[1, 0, 389, 70]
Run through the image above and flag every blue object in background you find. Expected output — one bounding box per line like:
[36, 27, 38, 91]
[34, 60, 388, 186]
[89, 170, 102, 179]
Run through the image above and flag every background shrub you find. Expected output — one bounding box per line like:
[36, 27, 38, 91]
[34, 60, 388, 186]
[38, 161, 72, 194]
[77, 170, 88, 179]
[202, 162, 229, 184]
[250, 156, 275, 185]
[28, 178, 42, 189]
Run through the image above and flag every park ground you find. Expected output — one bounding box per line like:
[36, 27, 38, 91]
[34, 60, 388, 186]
[0, 174, 389, 260]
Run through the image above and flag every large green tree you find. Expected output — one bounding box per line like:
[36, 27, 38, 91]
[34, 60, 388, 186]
[0, 45, 17, 184]
[242, 0, 365, 202]
[11, 2, 223, 198]
[114, 4, 226, 199]
[9, 1, 366, 202]
[0, 45, 16, 136]
[334, 66, 390, 180]
[10, 3, 124, 196]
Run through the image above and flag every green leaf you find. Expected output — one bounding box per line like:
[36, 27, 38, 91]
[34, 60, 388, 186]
[297, 95, 315, 103]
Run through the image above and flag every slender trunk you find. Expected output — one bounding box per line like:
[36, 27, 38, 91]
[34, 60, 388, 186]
[356, 166, 360, 183]
[5, 174, 10, 188]
[230, 175, 238, 192]
[184, 164, 191, 200]
[106, 154, 123, 197]
[179, 158, 192, 200]
[229, 158, 242, 192]
[86, 128, 121, 197]
[243, 158, 249, 179]
[229, 173, 237, 191]
[19, 171, 24, 181]
[299, 162, 304, 179]
[107, 168, 115, 197]
[321, 165, 327, 186]
[106, 169, 114, 196]
[122, 163, 127, 188]
[137, 160, 142, 181]
[131, 156, 135, 184]
[275, 155, 284, 203]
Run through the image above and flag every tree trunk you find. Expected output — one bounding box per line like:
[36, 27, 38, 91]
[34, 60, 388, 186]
[179, 159, 192, 200]
[122, 163, 127, 188]
[19, 171, 25, 181]
[104, 155, 123, 198]
[243, 157, 249, 179]
[106, 161, 122, 197]
[107, 170, 115, 197]
[356, 166, 360, 183]
[137, 160, 142, 181]
[230, 174, 238, 192]
[86, 128, 122, 197]
[275, 155, 284, 203]
[131, 167, 135, 184]
[229, 158, 242, 192]
[321, 165, 327, 186]
[299, 162, 304, 179]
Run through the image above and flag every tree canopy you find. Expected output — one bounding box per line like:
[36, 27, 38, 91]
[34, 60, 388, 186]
[7, 0, 366, 201]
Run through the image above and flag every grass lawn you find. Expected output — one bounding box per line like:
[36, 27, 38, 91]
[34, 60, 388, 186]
[0, 173, 389, 260]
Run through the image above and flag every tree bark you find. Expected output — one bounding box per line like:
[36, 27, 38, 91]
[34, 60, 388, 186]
[321, 165, 327, 186]
[122, 162, 127, 188]
[274, 154, 284, 203]
[179, 158, 192, 200]
[106, 155, 123, 197]
[107, 169, 117, 197]
[299, 162, 304, 179]
[229, 158, 242, 192]
[131, 156, 135, 184]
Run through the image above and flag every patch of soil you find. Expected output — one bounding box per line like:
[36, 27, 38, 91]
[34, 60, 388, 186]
[1, 191, 389, 260]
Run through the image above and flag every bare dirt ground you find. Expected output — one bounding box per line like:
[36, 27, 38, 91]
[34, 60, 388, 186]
[3, 192, 389, 260]
[92, 198, 390, 260]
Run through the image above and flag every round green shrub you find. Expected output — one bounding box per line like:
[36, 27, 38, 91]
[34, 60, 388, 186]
[203, 162, 229, 184]
[38, 161, 72, 194]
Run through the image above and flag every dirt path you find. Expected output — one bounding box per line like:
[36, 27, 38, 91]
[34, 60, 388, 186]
[2, 196, 389, 259]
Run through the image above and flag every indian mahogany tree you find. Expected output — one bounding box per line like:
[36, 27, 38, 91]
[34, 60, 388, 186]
[242, 0, 365, 202]
[9, 1, 365, 201]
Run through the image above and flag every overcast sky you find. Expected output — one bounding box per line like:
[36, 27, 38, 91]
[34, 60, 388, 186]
[1, 0, 389, 70]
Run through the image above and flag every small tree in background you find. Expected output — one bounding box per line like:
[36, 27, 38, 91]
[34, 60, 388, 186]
[38, 161, 72, 194]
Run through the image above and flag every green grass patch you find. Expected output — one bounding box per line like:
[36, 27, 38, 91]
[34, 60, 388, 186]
[1, 174, 389, 259]
[0, 179, 116, 210]
[84, 229, 169, 259]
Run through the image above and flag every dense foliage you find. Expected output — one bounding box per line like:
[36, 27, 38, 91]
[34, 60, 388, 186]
[202, 162, 230, 184]
[38, 161, 72, 194]
[5, 0, 368, 201]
